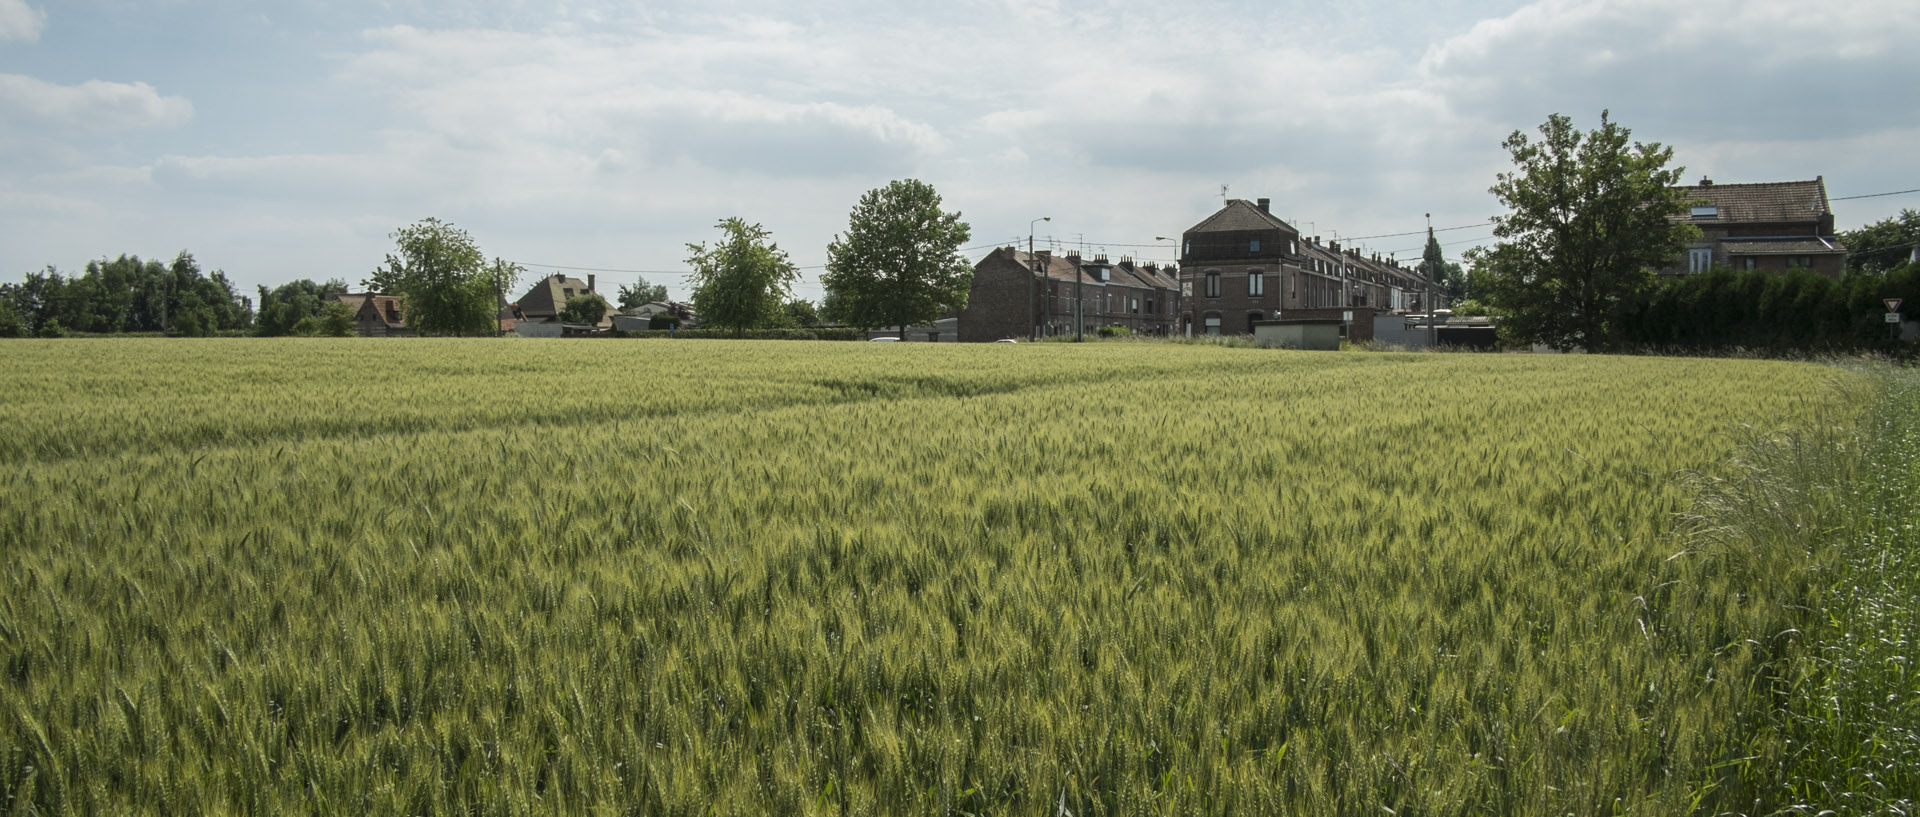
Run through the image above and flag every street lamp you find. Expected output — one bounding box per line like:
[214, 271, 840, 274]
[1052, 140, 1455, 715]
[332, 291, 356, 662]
[1029, 217, 1050, 340]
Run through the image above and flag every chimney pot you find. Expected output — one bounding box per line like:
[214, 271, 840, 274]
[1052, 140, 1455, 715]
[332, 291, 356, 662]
[1700, 176, 1713, 186]
[588, 274, 596, 293]
[1256, 198, 1271, 213]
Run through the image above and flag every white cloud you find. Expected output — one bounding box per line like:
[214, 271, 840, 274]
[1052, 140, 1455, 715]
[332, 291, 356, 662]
[0, 0, 44, 42]
[0, 74, 193, 131]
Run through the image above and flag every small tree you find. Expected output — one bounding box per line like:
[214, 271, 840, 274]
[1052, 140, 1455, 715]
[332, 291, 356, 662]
[684, 218, 799, 336]
[822, 179, 973, 338]
[365, 218, 499, 335]
[783, 299, 821, 328]
[561, 293, 609, 325]
[1841, 209, 1920, 276]
[617, 278, 669, 312]
[1465, 112, 1698, 352]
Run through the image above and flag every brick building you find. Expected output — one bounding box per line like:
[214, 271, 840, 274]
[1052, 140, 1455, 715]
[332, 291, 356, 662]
[514, 273, 618, 328]
[1665, 177, 1847, 278]
[1177, 198, 1439, 336]
[957, 247, 1181, 341]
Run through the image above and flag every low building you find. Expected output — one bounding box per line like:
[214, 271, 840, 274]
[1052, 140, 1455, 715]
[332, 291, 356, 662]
[1666, 177, 1847, 277]
[513, 273, 618, 328]
[958, 247, 1181, 341]
[330, 293, 412, 337]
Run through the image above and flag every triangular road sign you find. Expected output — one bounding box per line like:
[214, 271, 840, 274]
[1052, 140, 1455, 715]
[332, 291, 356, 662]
[1889, 298, 1905, 313]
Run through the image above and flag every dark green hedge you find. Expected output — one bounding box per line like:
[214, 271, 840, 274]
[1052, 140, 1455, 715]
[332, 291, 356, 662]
[612, 327, 864, 341]
[1617, 264, 1917, 355]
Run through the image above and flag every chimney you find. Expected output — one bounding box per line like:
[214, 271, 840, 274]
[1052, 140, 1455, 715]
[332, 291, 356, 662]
[1312, 236, 1320, 245]
[1066, 250, 1081, 262]
[587, 274, 596, 293]
[1256, 198, 1271, 214]
[1699, 176, 1713, 186]
[1329, 241, 1340, 253]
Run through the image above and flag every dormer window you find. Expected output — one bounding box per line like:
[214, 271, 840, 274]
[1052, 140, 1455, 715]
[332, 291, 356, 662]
[1691, 206, 1719, 219]
[1249, 239, 1262, 255]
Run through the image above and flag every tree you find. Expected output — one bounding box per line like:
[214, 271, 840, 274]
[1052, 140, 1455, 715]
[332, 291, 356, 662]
[617, 277, 668, 312]
[783, 299, 821, 328]
[684, 218, 799, 336]
[822, 179, 973, 337]
[1465, 112, 1698, 352]
[1840, 209, 1920, 276]
[1420, 225, 1448, 304]
[365, 218, 499, 335]
[561, 293, 609, 325]
[256, 278, 349, 336]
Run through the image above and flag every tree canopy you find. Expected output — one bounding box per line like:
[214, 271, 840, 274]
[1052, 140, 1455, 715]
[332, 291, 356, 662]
[561, 293, 610, 326]
[1465, 112, 1698, 352]
[365, 219, 514, 336]
[822, 179, 973, 336]
[1840, 209, 1920, 276]
[684, 218, 799, 336]
[617, 278, 668, 312]
[1, 252, 251, 337]
[256, 278, 349, 337]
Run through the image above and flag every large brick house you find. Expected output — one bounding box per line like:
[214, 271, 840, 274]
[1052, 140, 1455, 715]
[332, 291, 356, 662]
[1177, 198, 1438, 337]
[957, 247, 1181, 341]
[1666, 177, 1847, 278]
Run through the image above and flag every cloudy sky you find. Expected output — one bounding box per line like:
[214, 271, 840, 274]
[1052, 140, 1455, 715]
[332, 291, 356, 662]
[2, 0, 1915, 302]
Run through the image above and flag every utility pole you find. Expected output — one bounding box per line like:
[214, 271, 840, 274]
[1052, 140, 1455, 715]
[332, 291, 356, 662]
[1029, 217, 1049, 340]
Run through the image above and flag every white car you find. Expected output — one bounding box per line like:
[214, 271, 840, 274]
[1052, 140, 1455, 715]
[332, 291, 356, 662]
[994, 339, 1018, 344]
[869, 336, 900, 342]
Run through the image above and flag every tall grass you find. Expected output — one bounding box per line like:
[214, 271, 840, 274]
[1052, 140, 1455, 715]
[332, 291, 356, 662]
[0, 339, 1875, 814]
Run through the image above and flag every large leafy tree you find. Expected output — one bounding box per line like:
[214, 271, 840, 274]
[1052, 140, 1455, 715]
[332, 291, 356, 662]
[365, 218, 508, 335]
[561, 293, 610, 325]
[256, 278, 349, 336]
[822, 179, 973, 337]
[1465, 112, 1698, 352]
[684, 218, 799, 336]
[1840, 209, 1920, 276]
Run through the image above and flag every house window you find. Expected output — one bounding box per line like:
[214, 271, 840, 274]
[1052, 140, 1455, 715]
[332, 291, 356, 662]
[1131, 298, 1140, 314]
[1205, 272, 1221, 298]
[1787, 256, 1813, 269]
[1146, 298, 1154, 314]
[1250, 239, 1262, 255]
[1204, 312, 1222, 336]
[1691, 206, 1719, 219]
[1290, 240, 1297, 255]
[1249, 272, 1265, 297]
[1744, 258, 1757, 271]
[1688, 248, 1712, 273]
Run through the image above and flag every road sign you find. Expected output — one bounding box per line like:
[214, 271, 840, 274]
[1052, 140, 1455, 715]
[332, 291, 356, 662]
[1889, 298, 1904, 313]
[1889, 312, 1903, 324]
[1342, 310, 1353, 322]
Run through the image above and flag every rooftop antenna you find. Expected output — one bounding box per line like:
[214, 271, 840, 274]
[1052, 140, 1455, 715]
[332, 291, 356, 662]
[1220, 184, 1229, 202]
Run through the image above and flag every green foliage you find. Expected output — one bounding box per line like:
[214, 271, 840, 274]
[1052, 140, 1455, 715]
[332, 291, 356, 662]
[290, 300, 357, 337]
[783, 298, 822, 328]
[1467, 112, 1699, 352]
[822, 179, 973, 332]
[1617, 264, 1918, 354]
[0, 341, 1879, 814]
[2, 254, 251, 337]
[1769, 363, 1920, 809]
[256, 278, 349, 336]
[617, 277, 669, 312]
[1840, 208, 1920, 276]
[617, 327, 861, 341]
[1096, 325, 1131, 337]
[365, 218, 505, 336]
[36, 317, 64, 338]
[0, 291, 21, 337]
[561, 292, 610, 325]
[684, 218, 799, 336]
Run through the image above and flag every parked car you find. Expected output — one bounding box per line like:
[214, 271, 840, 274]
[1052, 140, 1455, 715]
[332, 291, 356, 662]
[869, 337, 899, 342]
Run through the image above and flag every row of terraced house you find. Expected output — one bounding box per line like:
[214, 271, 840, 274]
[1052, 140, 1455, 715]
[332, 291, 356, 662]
[958, 197, 1442, 342]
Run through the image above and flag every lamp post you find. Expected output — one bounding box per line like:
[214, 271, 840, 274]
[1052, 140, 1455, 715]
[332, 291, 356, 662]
[1029, 217, 1050, 340]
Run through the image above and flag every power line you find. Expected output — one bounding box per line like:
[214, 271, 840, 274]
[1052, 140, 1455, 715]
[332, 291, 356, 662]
[1832, 187, 1920, 202]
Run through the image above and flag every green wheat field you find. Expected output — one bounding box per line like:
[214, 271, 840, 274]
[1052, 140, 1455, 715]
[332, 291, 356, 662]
[0, 340, 1871, 815]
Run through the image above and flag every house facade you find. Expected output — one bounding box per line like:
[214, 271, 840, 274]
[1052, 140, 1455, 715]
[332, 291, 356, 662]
[331, 293, 412, 337]
[957, 247, 1181, 341]
[513, 273, 617, 328]
[1666, 177, 1847, 278]
[1177, 198, 1438, 336]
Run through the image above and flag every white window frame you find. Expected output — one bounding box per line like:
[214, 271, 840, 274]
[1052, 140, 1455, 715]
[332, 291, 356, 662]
[1688, 248, 1712, 273]
[1249, 272, 1265, 297]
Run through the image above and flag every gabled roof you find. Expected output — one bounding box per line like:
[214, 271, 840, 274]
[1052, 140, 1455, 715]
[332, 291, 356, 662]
[516, 274, 596, 318]
[992, 248, 1177, 290]
[1720, 237, 1846, 255]
[332, 293, 406, 328]
[1677, 177, 1832, 224]
[1183, 199, 1298, 235]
